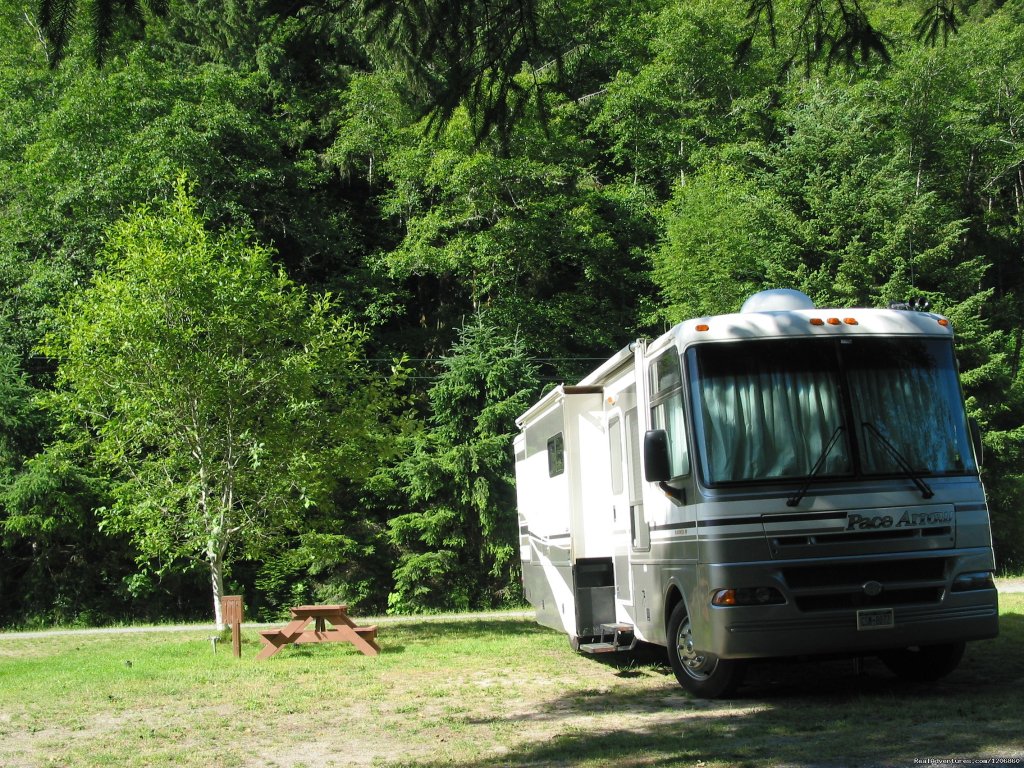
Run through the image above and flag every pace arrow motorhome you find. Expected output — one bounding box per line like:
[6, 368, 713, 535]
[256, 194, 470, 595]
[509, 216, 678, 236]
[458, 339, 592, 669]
[513, 289, 999, 697]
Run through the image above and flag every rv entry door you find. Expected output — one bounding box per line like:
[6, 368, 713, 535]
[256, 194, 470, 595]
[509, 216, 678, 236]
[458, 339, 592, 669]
[625, 407, 650, 551]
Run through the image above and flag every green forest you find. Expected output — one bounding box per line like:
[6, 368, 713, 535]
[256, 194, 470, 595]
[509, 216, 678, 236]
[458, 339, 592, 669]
[1, 0, 1022, 627]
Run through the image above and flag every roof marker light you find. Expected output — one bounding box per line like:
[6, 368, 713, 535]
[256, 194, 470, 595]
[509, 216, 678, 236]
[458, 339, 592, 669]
[938, 318, 950, 327]
[810, 318, 825, 326]
[696, 324, 710, 332]
[844, 318, 858, 325]
[827, 317, 841, 325]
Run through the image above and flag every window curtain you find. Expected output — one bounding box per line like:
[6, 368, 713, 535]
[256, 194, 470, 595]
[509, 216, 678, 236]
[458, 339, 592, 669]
[698, 367, 849, 483]
[847, 363, 970, 474]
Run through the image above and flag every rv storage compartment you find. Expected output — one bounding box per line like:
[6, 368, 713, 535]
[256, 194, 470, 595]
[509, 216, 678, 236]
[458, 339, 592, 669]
[574, 558, 616, 636]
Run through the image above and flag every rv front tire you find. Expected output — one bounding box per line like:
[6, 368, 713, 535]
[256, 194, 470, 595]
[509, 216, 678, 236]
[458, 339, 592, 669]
[667, 601, 745, 698]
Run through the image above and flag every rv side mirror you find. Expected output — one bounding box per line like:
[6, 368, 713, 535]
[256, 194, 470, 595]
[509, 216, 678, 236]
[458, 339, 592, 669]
[969, 418, 984, 467]
[644, 429, 672, 483]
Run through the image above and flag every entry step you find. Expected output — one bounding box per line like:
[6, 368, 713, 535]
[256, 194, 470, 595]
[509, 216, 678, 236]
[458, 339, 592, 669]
[578, 623, 637, 654]
[600, 623, 634, 634]
[579, 641, 619, 654]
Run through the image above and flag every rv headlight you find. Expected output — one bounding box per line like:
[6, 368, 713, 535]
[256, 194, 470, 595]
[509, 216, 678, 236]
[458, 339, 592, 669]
[711, 587, 786, 607]
[951, 572, 995, 592]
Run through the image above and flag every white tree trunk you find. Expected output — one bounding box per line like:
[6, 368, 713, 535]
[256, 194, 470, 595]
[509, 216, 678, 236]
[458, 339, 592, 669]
[210, 551, 225, 630]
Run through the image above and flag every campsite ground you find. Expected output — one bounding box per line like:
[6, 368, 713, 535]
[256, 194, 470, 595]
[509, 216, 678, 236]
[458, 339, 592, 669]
[0, 590, 1021, 767]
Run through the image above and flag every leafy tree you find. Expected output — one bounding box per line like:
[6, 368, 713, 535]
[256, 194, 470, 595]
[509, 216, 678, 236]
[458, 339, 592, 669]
[890, 5, 1024, 323]
[654, 163, 797, 318]
[0, 338, 36, 484]
[656, 79, 982, 314]
[0, 440, 153, 627]
[35, 0, 169, 65]
[592, 0, 781, 194]
[361, 0, 547, 139]
[378, 101, 658, 361]
[326, 70, 416, 192]
[1, 318, 157, 627]
[42, 179, 406, 626]
[0, 50, 281, 347]
[0, 12, 390, 319]
[385, 316, 539, 612]
[738, 0, 893, 70]
[766, 80, 978, 308]
[32, 0, 983, 130]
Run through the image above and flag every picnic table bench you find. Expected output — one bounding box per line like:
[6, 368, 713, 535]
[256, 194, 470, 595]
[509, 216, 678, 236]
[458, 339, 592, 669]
[256, 604, 380, 660]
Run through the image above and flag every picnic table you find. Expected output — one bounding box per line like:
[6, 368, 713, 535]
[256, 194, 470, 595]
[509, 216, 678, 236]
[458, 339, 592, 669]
[256, 605, 380, 660]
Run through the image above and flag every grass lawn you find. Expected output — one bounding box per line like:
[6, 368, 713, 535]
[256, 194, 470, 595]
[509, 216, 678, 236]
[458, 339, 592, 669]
[1, 597, 1022, 768]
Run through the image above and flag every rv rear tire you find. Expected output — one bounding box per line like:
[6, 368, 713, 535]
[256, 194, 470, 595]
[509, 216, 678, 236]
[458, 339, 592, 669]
[879, 641, 965, 682]
[667, 601, 744, 698]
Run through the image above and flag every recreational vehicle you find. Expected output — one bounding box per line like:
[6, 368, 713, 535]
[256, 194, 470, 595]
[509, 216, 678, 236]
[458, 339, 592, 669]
[513, 289, 999, 697]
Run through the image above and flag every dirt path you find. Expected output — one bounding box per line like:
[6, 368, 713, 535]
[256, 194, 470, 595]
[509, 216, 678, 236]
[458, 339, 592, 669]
[998, 578, 1024, 592]
[0, 610, 534, 640]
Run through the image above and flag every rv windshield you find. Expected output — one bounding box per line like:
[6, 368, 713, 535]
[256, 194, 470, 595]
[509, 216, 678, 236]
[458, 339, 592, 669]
[687, 337, 976, 487]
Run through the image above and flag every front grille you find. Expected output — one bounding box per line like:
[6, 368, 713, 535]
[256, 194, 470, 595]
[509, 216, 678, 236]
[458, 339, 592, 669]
[783, 558, 946, 588]
[795, 587, 944, 612]
[782, 558, 947, 612]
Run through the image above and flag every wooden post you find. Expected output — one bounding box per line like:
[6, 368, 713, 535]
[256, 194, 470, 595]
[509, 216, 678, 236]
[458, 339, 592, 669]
[221, 595, 243, 658]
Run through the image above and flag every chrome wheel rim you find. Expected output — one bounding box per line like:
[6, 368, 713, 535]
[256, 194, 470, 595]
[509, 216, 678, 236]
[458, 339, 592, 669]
[676, 618, 719, 680]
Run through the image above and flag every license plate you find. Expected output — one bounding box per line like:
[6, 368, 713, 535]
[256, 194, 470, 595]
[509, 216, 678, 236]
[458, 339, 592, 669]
[857, 608, 894, 630]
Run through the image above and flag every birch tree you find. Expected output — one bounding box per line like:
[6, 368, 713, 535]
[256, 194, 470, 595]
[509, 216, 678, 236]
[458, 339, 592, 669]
[42, 179, 403, 627]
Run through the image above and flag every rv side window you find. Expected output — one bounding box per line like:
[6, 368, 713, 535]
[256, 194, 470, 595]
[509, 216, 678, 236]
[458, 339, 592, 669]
[649, 351, 690, 478]
[653, 352, 682, 392]
[608, 417, 624, 495]
[547, 433, 565, 477]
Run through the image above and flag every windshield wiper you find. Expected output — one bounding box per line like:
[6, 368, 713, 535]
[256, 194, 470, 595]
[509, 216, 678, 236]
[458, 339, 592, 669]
[787, 426, 845, 507]
[860, 422, 934, 499]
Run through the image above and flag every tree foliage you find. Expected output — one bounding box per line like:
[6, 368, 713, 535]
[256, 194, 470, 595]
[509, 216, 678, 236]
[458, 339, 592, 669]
[2, 0, 1023, 627]
[41, 178, 406, 624]
[36, 0, 171, 66]
[385, 316, 539, 612]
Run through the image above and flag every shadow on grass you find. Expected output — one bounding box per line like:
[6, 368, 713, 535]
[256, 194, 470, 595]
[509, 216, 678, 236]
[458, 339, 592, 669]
[571, 641, 673, 680]
[257, 617, 556, 658]
[390, 612, 1024, 768]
